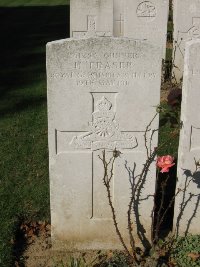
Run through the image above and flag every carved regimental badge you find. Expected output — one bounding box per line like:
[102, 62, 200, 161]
[71, 97, 137, 151]
[187, 18, 200, 40]
[179, 18, 200, 50]
[136, 1, 156, 21]
[188, 26, 200, 39]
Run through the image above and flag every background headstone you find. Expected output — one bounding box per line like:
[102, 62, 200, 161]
[47, 37, 162, 249]
[124, 0, 169, 58]
[173, 0, 200, 82]
[70, 0, 113, 38]
[174, 39, 200, 235]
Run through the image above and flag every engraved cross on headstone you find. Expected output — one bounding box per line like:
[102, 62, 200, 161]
[55, 94, 138, 219]
[115, 14, 124, 36]
[177, 17, 200, 56]
[72, 15, 112, 38]
[180, 17, 200, 41]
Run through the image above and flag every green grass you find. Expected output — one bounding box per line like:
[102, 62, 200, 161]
[158, 103, 180, 158]
[0, 2, 69, 266]
[171, 235, 200, 267]
[0, 0, 69, 6]
[168, 21, 173, 33]
[166, 48, 172, 61]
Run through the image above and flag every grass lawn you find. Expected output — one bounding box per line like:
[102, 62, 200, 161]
[0, 1, 179, 266]
[0, 0, 69, 6]
[0, 1, 69, 266]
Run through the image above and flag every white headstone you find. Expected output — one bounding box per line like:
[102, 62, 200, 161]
[173, 0, 200, 82]
[70, 0, 113, 38]
[47, 37, 162, 249]
[174, 39, 200, 235]
[113, 0, 124, 37]
[124, 0, 169, 58]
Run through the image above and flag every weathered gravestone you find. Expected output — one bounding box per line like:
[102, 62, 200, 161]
[174, 39, 200, 235]
[173, 0, 200, 82]
[124, 0, 169, 58]
[47, 37, 162, 249]
[70, 0, 113, 38]
[113, 0, 124, 37]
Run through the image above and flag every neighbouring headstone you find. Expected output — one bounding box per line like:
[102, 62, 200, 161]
[70, 0, 113, 38]
[113, 0, 124, 37]
[174, 39, 200, 235]
[47, 37, 162, 249]
[173, 0, 200, 82]
[124, 0, 169, 58]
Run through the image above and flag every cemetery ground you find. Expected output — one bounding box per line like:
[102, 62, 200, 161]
[0, 1, 199, 267]
[0, 1, 69, 265]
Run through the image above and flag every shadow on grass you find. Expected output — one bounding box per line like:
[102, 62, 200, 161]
[0, 95, 47, 115]
[154, 162, 177, 239]
[0, 5, 69, 115]
[12, 216, 27, 267]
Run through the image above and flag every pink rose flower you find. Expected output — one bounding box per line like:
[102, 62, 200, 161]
[156, 155, 175, 173]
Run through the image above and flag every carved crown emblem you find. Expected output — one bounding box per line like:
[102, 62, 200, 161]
[96, 97, 112, 111]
